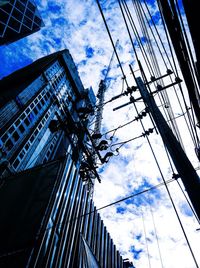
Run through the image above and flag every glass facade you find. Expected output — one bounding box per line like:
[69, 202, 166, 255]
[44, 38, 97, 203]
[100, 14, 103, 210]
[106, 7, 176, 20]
[0, 55, 74, 173]
[0, 0, 44, 45]
[0, 50, 128, 267]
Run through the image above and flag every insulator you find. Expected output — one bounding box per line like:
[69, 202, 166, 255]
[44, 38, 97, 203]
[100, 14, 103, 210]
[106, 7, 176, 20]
[142, 111, 147, 117]
[96, 140, 109, 151]
[127, 87, 132, 94]
[135, 115, 141, 121]
[151, 76, 156, 82]
[131, 86, 137, 92]
[175, 77, 182, 83]
[92, 133, 102, 139]
[172, 173, 180, 179]
[167, 69, 173, 75]
[143, 128, 154, 136]
[101, 152, 114, 163]
[130, 96, 135, 103]
[157, 85, 163, 91]
[80, 161, 90, 169]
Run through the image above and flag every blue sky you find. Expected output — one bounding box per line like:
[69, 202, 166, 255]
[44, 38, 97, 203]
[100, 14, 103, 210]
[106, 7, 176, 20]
[1, 0, 200, 267]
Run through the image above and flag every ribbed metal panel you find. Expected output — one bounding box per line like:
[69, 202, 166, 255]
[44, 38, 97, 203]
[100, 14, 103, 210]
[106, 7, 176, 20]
[94, 213, 100, 261]
[0, 49, 126, 267]
[87, 201, 94, 246]
[91, 208, 98, 254]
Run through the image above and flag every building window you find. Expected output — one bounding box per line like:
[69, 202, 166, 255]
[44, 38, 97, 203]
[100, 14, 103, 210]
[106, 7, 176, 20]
[13, 159, 20, 169]
[24, 118, 30, 127]
[19, 150, 25, 160]
[30, 135, 35, 143]
[41, 99, 45, 106]
[15, 2, 25, 13]
[19, 124, 25, 133]
[8, 126, 14, 134]
[2, 133, 8, 143]
[29, 112, 35, 121]
[43, 157, 48, 163]
[12, 131, 19, 142]
[26, 107, 30, 114]
[33, 107, 38, 115]
[15, 119, 20, 126]
[37, 102, 42, 110]
[5, 139, 14, 150]
[21, 113, 25, 120]
[44, 95, 48, 101]
[25, 143, 30, 151]
[34, 129, 39, 136]
[38, 123, 42, 130]
[34, 98, 38, 105]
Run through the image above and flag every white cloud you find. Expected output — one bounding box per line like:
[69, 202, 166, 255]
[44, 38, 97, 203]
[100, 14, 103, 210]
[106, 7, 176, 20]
[1, 0, 200, 267]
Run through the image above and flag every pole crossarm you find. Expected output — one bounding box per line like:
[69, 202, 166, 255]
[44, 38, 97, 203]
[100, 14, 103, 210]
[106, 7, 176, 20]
[113, 79, 181, 111]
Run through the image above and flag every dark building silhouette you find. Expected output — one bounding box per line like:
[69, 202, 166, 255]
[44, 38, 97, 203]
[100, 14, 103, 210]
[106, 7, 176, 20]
[0, 50, 131, 267]
[0, 0, 44, 46]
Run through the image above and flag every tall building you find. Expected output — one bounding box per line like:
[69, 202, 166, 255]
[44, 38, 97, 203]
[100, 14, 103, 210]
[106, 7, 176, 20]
[0, 50, 131, 267]
[0, 0, 44, 46]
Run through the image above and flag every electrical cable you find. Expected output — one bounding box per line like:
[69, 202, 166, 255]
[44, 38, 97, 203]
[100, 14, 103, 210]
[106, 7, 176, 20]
[95, 2, 199, 265]
[143, 0, 175, 72]
[138, 6, 174, 133]
[96, 0, 128, 87]
[110, 133, 146, 152]
[103, 107, 148, 136]
[172, 0, 200, 93]
[103, 117, 138, 136]
[143, 0, 192, 145]
[157, 0, 200, 147]
[176, 179, 200, 225]
[135, 0, 186, 149]
[117, 0, 141, 74]
[121, 76, 125, 94]
[26, 133, 56, 169]
[134, 0, 158, 78]
[130, 64, 199, 268]
[164, 139, 200, 224]
[0, 177, 178, 261]
[121, 0, 154, 77]
[141, 208, 151, 268]
[42, 177, 176, 232]
[157, 0, 179, 78]
[148, 201, 164, 268]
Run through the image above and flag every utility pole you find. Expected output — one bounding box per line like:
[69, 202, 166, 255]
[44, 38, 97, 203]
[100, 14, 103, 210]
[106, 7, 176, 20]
[157, 0, 200, 126]
[135, 76, 200, 221]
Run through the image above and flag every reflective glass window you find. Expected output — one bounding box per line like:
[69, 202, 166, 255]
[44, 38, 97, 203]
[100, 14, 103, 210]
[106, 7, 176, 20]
[12, 131, 19, 142]
[13, 158, 20, 169]
[25, 143, 30, 151]
[19, 124, 25, 133]
[5, 139, 14, 150]
[33, 107, 38, 115]
[24, 118, 30, 126]
[2, 133, 8, 143]
[30, 135, 35, 143]
[8, 126, 14, 134]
